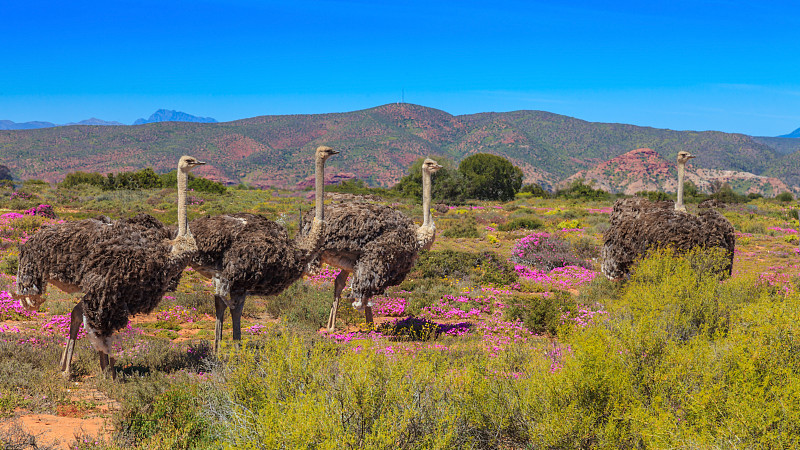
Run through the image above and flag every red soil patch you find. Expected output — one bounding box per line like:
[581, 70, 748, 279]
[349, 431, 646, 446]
[2, 413, 110, 450]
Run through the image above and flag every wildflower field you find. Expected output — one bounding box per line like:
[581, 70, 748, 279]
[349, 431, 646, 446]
[1, 180, 800, 449]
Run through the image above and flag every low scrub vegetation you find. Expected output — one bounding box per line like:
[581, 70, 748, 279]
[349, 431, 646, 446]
[1, 175, 799, 448]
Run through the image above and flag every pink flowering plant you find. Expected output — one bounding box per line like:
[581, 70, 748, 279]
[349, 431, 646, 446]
[0, 290, 39, 320]
[511, 231, 590, 271]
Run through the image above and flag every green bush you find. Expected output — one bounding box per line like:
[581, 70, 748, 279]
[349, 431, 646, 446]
[161, 170, 227, 194]
[776, 191, 795, 202]
[60, 168, 226, 194]
[265, 281, 333, 330]
[637, 190, 671, 202]
[210, 333, 535, 449]
[570, 236, 600, 260]
[442, 215, 480, 238]
[61, 171, 106, 188]
[412, 249, 517, 286]
[392, 156, 466, 204]
[0, 252, 18, 276]
[505, 291, 577, 336]
[711, 183, 750, 204]
[458, 153, 523, 201]
[556, 180, 610, 201]
[519, 183, 550, 198]
[118, 383, 218, 449]
[498, 217, 543, 231]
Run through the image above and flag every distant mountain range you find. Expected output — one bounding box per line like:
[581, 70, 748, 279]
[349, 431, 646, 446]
[1, 103, 798, 196]
[0, 110, 216, 130]
[133, 109, 217, 125]
[779, 127, 800, 138]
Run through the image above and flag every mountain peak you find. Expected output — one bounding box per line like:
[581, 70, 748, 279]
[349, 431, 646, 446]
[66, 118, 124, 126]
[133, 109, 217, 125]
[778, 127, 800, 138]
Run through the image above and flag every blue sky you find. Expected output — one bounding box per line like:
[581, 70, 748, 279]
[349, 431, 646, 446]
[1, 0, 799, 136]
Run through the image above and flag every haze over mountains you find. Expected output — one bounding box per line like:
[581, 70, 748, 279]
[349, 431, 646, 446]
[0, 110, 216, 130]
[1, 103, 799, 196]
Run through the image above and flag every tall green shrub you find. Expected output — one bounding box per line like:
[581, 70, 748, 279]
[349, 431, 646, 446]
[458, 153, 523, 201]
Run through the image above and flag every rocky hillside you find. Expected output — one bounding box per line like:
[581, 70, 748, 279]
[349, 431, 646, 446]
[0, 103, 797, 194]
[561, 148, 791, 196]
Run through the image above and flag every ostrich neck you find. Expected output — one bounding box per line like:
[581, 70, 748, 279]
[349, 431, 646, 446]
[296, 156, 326, 258]
[315, 157, 324, 222]
[421, 169, 432, 228]
[170, 166, 197, 258]
[417, 168, 436, 250]
[177, 168, 189, 236]
[676, 161, 686, 210]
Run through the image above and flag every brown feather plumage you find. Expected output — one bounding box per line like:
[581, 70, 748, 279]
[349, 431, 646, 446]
[17, 214, 185, 336]
[601, 198, 735, 279]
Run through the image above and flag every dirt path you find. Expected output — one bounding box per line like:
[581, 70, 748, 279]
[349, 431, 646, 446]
[1, 383, 119, 449]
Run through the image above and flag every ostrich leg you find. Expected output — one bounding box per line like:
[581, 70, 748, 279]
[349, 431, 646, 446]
[327, 270, 350, 332]
[213, 294, 227, 352]
[98, 338, 117, 379]
[98, 352, 115, 379]
[59, 302, 84, 375]
[364, 302, 374, 327]
[230, 293, 246, 342]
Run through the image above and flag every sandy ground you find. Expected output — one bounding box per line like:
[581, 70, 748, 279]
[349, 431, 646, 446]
[1, 383, 118, 449]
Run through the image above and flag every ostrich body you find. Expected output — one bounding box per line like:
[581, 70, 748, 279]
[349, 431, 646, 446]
[601, 151, 735, 279]
[15, 156, 205, 378]
[189, 146, 338, 351]
[306, 158, 442, 331]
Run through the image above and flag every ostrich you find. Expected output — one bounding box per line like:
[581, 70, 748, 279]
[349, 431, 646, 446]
[601, 152, 735, 279]
[305, 158, 442, 331]
[190, 145, 338, 351]
[15, 156, 206, 378]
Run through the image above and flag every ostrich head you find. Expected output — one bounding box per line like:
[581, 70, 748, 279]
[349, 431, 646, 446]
[316, 145, 340, 162]
[178, 155, 206, 173]
[423, 158, 443, 175]
[17, 293, 46, 311]
[677, 151, 696, 165]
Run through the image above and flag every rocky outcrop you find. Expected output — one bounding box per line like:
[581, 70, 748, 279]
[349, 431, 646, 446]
[560, 148, 792, 197]
[0, 165, 12, 181]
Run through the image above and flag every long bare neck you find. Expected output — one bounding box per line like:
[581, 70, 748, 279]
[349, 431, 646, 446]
[421, 168, 432, 227]
[417, 168, 436, 250]
[676, 161, 686, 211]
[171, 166, 197, 257]
[315, 156, 324, 222]
[177, 168, 189, 236]
[297, 155, 326, 257]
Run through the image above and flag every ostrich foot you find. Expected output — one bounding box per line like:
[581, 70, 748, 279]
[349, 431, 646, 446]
[327, 298, 340, 332]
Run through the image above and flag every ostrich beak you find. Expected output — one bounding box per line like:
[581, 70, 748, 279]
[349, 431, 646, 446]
[687, 154, 696, 159]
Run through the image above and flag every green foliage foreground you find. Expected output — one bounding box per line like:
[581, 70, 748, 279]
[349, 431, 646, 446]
[197, 249, 800, 448]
